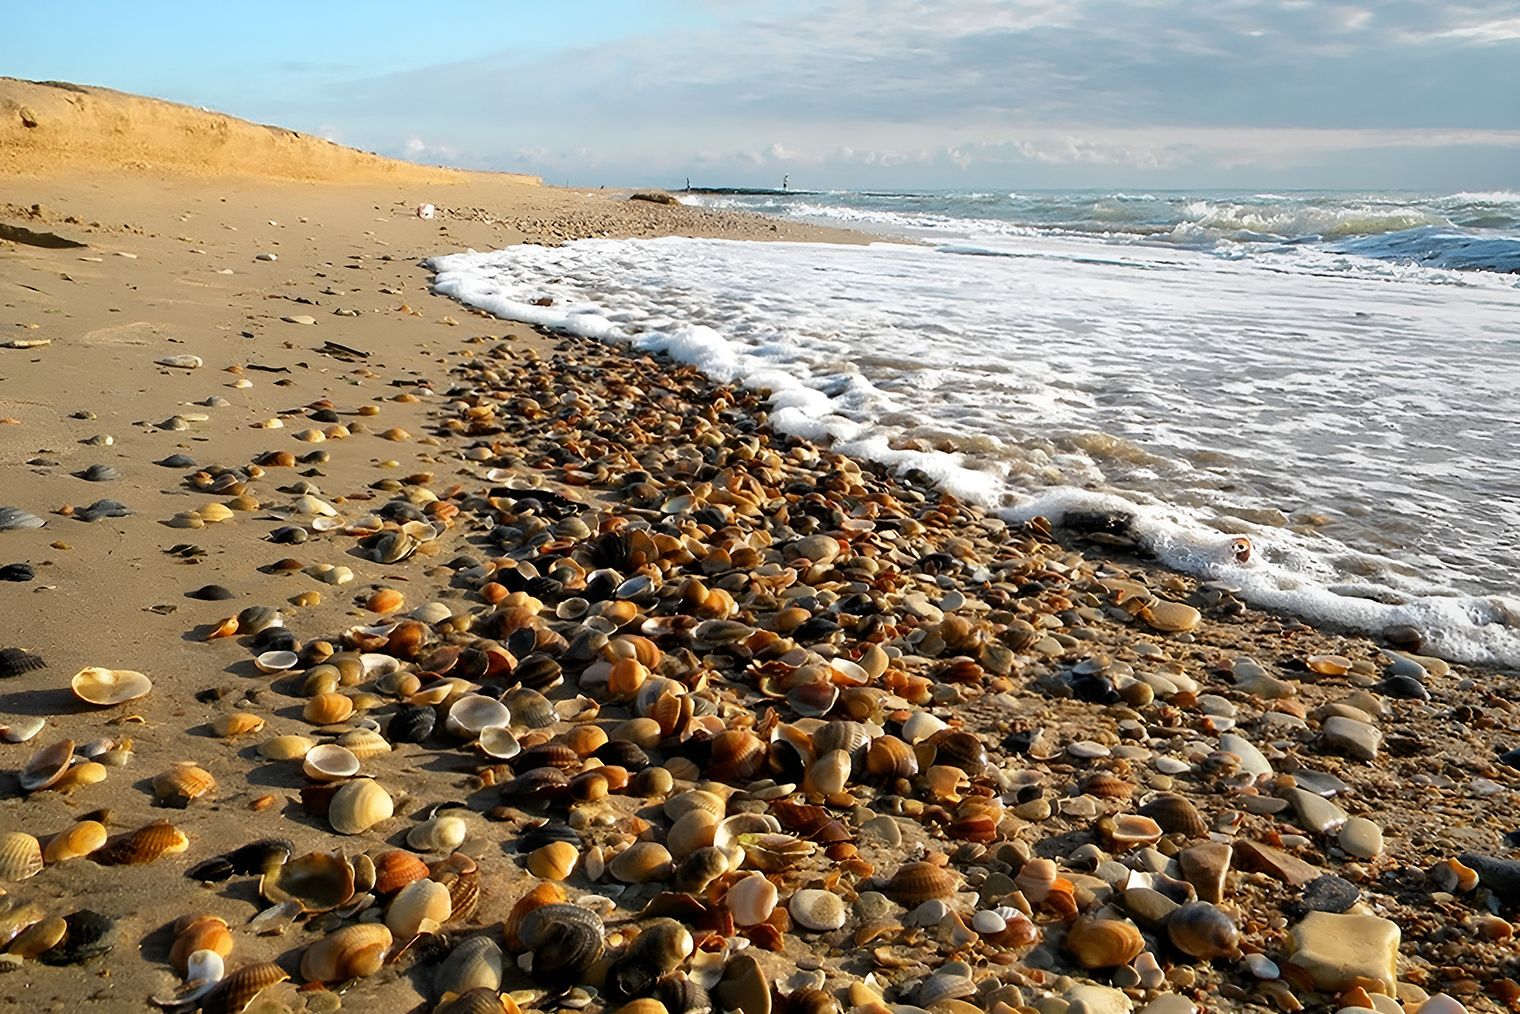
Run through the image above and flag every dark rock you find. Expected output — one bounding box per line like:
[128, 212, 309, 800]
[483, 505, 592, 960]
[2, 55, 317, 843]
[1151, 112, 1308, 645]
[0, 563, 35, 582]
[1301, 874, 1360, 913]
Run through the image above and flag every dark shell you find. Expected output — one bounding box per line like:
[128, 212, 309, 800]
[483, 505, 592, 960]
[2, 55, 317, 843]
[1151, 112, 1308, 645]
[227, 837, 296, 875]
[657, 975, 714, 1014]
[606, 956, 663, 1005]
[1372, 674, 1429, 700]
[78, 464, 120, 482]
[0, 564, 34, 582]
[514, 742, 579, 772]
[0, 646, 47, 677]
[75, 499, 134, 521]
[190, 584, 236, 601]
[927, 729, 988, 776]
[513, 654, 564, 693]
[504, 687, 557, 729]
[185, 856, 237, 882]
[593, 739, 650, 770]
[499, 766, 570, 800]
[521, 903, 604, 989]
[157, 453, 197, 468]
[1138, 795, 1208, 837]
[519, 822, 582, 855]
[0, 507, 45, 531]
[250, 627, 297, 653]
[268, 525, 309, 545]
[387, 705, 437, 744]
[37, 910, 116, 965]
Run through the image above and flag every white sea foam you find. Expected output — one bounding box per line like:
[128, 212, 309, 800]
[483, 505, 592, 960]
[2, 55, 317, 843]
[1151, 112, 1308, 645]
[429, 225, 1520, 666]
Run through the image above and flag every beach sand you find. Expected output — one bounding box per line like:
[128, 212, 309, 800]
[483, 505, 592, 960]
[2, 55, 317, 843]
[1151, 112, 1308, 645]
[2, 80, 1515, 1014]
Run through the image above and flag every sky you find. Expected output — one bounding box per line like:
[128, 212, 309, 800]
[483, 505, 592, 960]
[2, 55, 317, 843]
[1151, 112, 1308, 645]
[6, 0, 1520, 190]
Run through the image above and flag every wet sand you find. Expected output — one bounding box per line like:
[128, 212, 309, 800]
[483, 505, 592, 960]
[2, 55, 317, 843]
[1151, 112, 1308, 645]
[2, 80, 1517, 1014]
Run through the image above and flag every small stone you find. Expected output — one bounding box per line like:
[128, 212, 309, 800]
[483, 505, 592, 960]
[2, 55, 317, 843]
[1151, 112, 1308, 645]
[1064, 983, 1133, 1014]
[281, 315, 317, 325]
[1285, 911, 1400, 993]
[909, 899, 951, 926]
[1138, 996, 1197, 1014]
[860, 815, 902, 846]
[1177, 842, 1232, 903]
[1141, 599, 1199, 632]
[1121, 887, 1179, 930]
[1284, 787, 1349, 834]
[855, 891, 893, 921]
[1301, 874, 1360, 914]
[1338, 817, 1383, 859]
[1233, 840, 1325, 887]
[1322, 716, 1382, 760]
[1218, 734, 1273, 779]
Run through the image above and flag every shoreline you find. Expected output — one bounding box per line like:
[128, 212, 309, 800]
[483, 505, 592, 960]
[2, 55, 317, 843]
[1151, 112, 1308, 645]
[1, 88, 1515, 1014]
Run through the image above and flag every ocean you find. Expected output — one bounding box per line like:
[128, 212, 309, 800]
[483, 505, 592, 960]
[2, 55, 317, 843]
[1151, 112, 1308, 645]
[429, 189, 1520, 667]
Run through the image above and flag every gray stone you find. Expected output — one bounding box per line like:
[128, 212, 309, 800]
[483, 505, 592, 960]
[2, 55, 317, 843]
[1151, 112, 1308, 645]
[1338, 816, 1384, 859]
[1322, 716, 1382, 760]
[1219, 733, 1273, 779]
[1285, 787, 1349, 834]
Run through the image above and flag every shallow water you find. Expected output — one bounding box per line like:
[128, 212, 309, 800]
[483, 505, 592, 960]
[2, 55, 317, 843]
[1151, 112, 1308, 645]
[430, 189, 1520, 665]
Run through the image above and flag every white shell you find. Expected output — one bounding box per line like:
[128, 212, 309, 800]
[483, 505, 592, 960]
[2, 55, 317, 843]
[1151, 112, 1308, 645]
[725, 873, 778, 926]
[302, 744, 361, 781]
[407, 815, 468, 853]
[478, 725, 521, 759]
[255, 650, 299, 673]
[445, 695, 510, 737]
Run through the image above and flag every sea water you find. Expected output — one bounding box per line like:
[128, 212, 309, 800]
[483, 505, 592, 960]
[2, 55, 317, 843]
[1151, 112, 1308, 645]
[429, 189, 1520, 666]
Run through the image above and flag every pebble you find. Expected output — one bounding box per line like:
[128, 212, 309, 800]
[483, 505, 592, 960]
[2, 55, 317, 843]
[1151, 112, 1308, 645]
[1321, 715, 1382, 760]
[1301, 874, 1360, 913]
[1064, 984, 1133, 1014]
[1338, 816, 1384, 859]
[1285, 911, 1400, 993]
[1218, 733, 1273, 778]
[0, 563, 35, 582]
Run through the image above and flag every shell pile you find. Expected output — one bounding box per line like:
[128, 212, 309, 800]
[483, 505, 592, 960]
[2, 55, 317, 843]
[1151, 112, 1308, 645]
[2, 331, 1510, 1014]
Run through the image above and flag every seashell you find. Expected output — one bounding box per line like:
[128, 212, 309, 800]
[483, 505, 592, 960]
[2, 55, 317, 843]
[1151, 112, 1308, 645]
[1065, 916, 1145, 968]
[43, 820, 108, 863]
[408, 815, 468, 853]
[196, 961, 289, 1014]
[520, 902, 605, 990]
[9, 915, 68, 958]
[713, 813, 780, 854]
[667, 809, 719, 859]
[626, 917, 694, 974]
[51, 759, 107, 792]
[237, 605, 283, 634]
[724, 873, 778, 926]
[436, 934, 504, 996]
[866, 735, 918, 779]
[387, 704, 436, 744]
[199, 502, 235, 523]
[1016, 857, 1059, 902]
[446, 694, 511, 737]
[97, 820, 189, 865]
[20, 738, 75, 791]
[804, 749, 852, 796]
[789, 680, 839, 718]
[1138, 794, 1208, 837]
[1078, 771, 1134, 798]
[212, 712, 266, 738]
[738, 832, 817, 873]
[1167, 900, 1241, 960]
[0, 508, 47, 532]
[260, 850, 355, 912]
[301, 922, 393, 982]
[0, 831, 45, 881]
[1307, 653, 1352, 675]
[434, 988, 510, 1014]
[610, 841, 674, 883]
[36, 909, 116, 966]
[709, 730, 767, 782]
[302, 744, 361, 781]
[254, 650, 298, 673]
[527, 840, 579, 881]
[883, 861, 959, 905]
[673, 846, 730, 894]
[664, 788, 725, 823]
[372, 531, 418, 564]
[1, 714, 46, 743]
[929, 730, 989, 776]
[365, 850, 426, 896]
[303, 692, 355, 725]
[1104, 813, 1165, 847]
[169, 915, 233, 976]
[0, 646, 47, 676]
[386, 877, 452, 937]
[502, 882, 568, 952]
[259, 734, 315, 760]
[900, 711, 946, 744]
[203, 616, 239, 640]
[329, 778, 394, 835]
[367, 588, 405, 613]
[789, 888, 847, 931]
[505, 686, 559, 728]
[153, 763, 217, 806]
[71, 667, 152, 706]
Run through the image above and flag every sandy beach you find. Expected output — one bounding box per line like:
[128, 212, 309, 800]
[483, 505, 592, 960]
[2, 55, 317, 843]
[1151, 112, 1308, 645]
[3, 79, 1518, 1014]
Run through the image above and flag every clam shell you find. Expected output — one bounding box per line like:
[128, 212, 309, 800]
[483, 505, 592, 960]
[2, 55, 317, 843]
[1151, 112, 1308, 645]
[261, 850, 356, 912]
[1139, 794, 1209, 837]
[407, 815, 468, 853]
[212, 713, 266, 738]
[805, 749, 851, 795]
[0, 831, 44, 881]
[302, 744, 361, 781]
[478, 725, 521, 759]
[518, 903, 604, 990]
[1065, 916, 1145, 968]
[71, 667, 152, 706]
[1, 715, 46, 743]
[386, 877, 452, 937]
[666, 809, 719, 859]
[303, 692, 355, 725]
[789, 888, 847, 931]
[609, 841, 674, 884]
[258, 734, 315, 761]
[626, 917, 695, 973]
[866, 734, 918, 779]
[20, 738, 74, 791]
[338, 727, 391, 759]
[328, 778, 394, 835]
[254, 650, 298, 673]
[152, 763, 217, 805]
[883, 861, 958, 905]
[9, 915, 67, 958]
[386, 704, 436, 744]
[445, 694, 510, 737]
[36, 909, 116, 966]
[169, 915, 233, 976]
[724, 873, 778, 926]
[1167, 900, 1241, 960]
[435, 934, 503, 996]
[197, 961, 289, 1014]
[527, 841, 578, 881]
[1015, 857, 1058, 902]
[300, 922, 393, 982]
[43, 820, 108, 863]
[97, 820, 188, 865]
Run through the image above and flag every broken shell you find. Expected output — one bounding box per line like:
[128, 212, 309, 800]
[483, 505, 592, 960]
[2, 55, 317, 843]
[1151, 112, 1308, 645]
[789, 888, 847, 931]
[302, 744, 361, 781]
[71, 667, 152, 706]
[0, 831, 44, 881]
[725, 873, 779, 926]
[1105, 813, 1165, 848]
[152, 763, 217, 805]
[386, 877, 452, 937]
[43, 820, 108, 863]
[328, 778, 394, 835]
[260, 850, 356, 912]
[1065, 916, 1145, 968]
[20, 738, 75, 791]
[300, 922, 393, 982]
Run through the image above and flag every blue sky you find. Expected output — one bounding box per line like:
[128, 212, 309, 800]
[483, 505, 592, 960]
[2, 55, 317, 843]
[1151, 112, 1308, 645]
[7, 0, 1520, 189]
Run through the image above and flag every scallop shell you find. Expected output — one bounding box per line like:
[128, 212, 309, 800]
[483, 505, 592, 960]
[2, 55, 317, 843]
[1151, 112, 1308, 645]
[301, 923, 393, 982]
[883, 861, 959, 905]
[152, 763, 217, 805]
[386, 877, 452, 937]
[43, 820, 108, 863]
[302, 744, 361, 781]
[1139, 794, 1209, 836]
[20, 738, 75, 791]
[1065, 916, 1145, 968]
[338, 727, 392, 759]
[97, 820, 188, 865]
[71, 667, 152, 706]
[789, 888, 847, 931]
[724, 873, 778, 926]
[197, 961, 289, 1014]
[261, 850, 356, 912]
[408, 815, 468, 854]
[328, 778, 394, 835]
[0, 831, 44, 881]
[258, 734, 315, 761]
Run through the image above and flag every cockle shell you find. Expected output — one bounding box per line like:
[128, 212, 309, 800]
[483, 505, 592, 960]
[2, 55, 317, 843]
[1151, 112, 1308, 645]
[408, 815, 468, 854]
[372, 849, 430, 895]
[97, 820, 188, 865]
[1065, 916, 1145, 968]
[303, 692, 355, 725]
[609, 841, 674, 884]
[519, 902, 605, 990]
[258, 734, 314, 761]
[527, 841, 578, 881]
[1015, 857, 1059, 903]
[328, 778, 393, 835]
[435, 934, 503, 996]
[338, 727, 391, 759]
[386, 877, 452, 937]
[1167, 900, 1241, 960]
[71, 667, 152, 705]
[198, 962, 290, 1014]
[724, 873, 779, 926]
[883, 861, 959, 905]
[1138, 794, 1209, 837]
[301, 923, 393, 982]
[212, 713, 266, 738]
[789, 888, 847, 931]
[0, 831, 44, 881]
[153, 763, 217, 805]
[43, 820, 108, 863]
